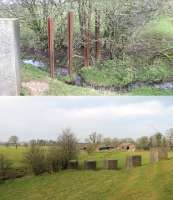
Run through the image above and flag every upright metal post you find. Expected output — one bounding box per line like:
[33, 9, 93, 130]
[48, 16, 55, 79]
[67, 11, 74, 75]
[95, 9, 101, 61]
[83, 13, 90, 67]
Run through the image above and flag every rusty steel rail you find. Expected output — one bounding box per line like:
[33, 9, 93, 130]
[95, 9, 101, 61]
[48, 16, 55, 79]
[67, 11, 74, 75]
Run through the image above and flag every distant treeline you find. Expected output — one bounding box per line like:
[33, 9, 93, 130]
[1, 128, 173, 151]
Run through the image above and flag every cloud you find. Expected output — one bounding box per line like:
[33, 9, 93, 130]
[51, 100, 163, 120]
[0, 97, 172, 142]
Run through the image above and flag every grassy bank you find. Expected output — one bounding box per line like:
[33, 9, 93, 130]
[1, 147, 173, 200]
[21, 64, 173, 96]
[21, 64, 116, 96]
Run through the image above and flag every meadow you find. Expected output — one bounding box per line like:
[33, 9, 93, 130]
[1, 146, 173, 200]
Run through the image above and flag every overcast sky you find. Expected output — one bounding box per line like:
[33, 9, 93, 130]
[0, 97, 172, 142]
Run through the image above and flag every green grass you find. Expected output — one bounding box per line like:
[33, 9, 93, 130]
[21, 64, 116, 96]
[1, 148, 173, 200]
[79, 150, 150, 169]
[22, 64, 49, 82]
[80, 59, 135, 87]
[0, 146, 27, 168]
[80, 60, 173, 89]
[79, 16, 173, 92]
[22, 63, 173, 96]
[47, 79, 114, 96]
[131, 87, 173, 96]
[141, 16, 173, 40]
[0, 146, 150, 169]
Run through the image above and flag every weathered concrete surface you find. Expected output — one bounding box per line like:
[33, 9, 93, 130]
[84, 160, 96, 170]
[105, 160, 118, 170]
[126, 155, 142, 168]
[68, 160, 79, 170]
[150, 147, 168, 164]
[0, 18, 21, 95]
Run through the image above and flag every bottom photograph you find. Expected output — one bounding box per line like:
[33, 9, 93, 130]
[0, 97, 173, 200]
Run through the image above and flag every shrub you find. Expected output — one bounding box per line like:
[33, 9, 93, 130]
[0, 154, 12, 183]
[137, 62, 172, 83]
[80, 56, 136, 87]
[80, 55, 173, 87]
[47, 147, 61, 172]
[24, 144, 48, 175]
[86, 144, 97, 155]
[57, 129, 79, 169]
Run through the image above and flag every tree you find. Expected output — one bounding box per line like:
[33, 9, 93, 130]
[166, 128, 173, 150]
[102, 138, 112, 146]
[112, 138, 120, 148]
[136, 136, 150, 150]
[150, 132, 168, 148]
[8, 136, 19, 149]
[2, 0, 69, 50]
[86, 132, 102, 144]
[57, 129, 79, 169]
[0, 154, 12, 182]
[24, 144, 48, 175]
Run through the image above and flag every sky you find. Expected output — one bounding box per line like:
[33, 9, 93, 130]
[0, 97, 173, 142]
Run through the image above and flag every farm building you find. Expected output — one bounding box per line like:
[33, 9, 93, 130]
[117, 143, 136, 152]
[98, 146, 115, 151]
[78, 143, 89, 150]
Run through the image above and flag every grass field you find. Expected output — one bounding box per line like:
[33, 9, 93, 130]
[1, 147, 173, 200]
[0, 146, 151, 168]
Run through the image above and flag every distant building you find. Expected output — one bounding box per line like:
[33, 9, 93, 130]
[117, 143, 136, 152]
[98, 146, 115, 151]
[78, 143, 89, 150]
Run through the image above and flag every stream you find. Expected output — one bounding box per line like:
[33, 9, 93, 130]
[23, 59, 173, 92]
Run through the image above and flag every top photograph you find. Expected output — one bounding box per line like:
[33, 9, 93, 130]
[0, 0, 173, 96]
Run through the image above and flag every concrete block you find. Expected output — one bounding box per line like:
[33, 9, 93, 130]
[126, 155, 142, 168]
[150, 147, 168, 163]
[0, 18, 21, 95]
[84, 160, 96, 170]
[105, 160, 118, 170]
[68, 160, 79, 169]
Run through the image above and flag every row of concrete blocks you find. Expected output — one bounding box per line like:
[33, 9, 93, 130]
[68, 155, 142, 170]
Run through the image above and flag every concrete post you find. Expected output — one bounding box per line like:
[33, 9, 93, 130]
[0, 18, 21, 96]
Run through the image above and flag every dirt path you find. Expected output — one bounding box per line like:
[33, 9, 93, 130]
[22, 81, 49, 96]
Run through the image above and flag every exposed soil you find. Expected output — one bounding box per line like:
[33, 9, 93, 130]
[22, 81, 49, 96]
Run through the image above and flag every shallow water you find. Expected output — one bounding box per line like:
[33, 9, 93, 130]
[23, 59, 45, 69]
[23, 59, 173, 91]
[128, 81, 173, 91]
[23, 59, 69, 76]
[57, 67, 69, 76]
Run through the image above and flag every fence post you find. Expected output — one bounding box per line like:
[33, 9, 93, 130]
[48, 16, 55, 79]
[67, 11, 74, 75]
[95, 9, 101, 61]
